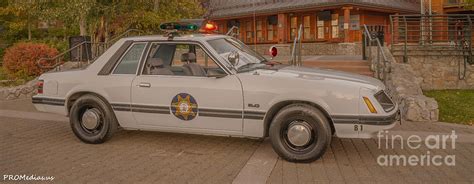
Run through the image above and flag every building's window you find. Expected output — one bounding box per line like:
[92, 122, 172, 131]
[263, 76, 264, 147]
[267, 22, 275, 41]
[317, 17, 324, 39]
[290, 16, 298, 40]
[227, 20, 241, 39]
[338, 16, 344, 37]
[256, 20, 263, 42]
[303, 15, 312, 40]
[267, 16, 277, 41]
[350, 15, 360, 30]
[331, 14, 339, 39]
[246, 21, 253, 43]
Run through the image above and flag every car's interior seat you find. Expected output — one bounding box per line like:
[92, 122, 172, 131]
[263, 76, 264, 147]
[181, 53, 206, 77]
[146, 58, 174, 75]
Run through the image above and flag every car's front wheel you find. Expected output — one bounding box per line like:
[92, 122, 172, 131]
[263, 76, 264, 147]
[269, 103, 332, 162]
[69, 94, 118, 144]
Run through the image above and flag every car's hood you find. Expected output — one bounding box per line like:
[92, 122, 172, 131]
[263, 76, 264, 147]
[256, 66, 385, 91]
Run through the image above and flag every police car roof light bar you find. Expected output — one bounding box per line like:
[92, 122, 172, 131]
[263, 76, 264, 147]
[159, 19, 205, 40]
[159, 19, 219, 39]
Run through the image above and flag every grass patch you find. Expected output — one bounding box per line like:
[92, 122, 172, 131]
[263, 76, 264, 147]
[424, 90, 474, 125]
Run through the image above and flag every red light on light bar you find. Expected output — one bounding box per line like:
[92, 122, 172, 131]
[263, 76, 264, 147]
[204, 23, 217, 31]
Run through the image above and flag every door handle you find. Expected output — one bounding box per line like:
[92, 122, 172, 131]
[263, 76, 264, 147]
[138, 82, 151, 88]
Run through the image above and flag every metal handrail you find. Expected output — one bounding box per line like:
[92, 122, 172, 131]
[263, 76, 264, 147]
[37, 29, 143, 70]
[226, 26, 240, 37]
[290, 24, 303, 66]
[36, 41, 103, 70]
[390, 14, 473, 79]
[107, 29, 143, 44]
[363, 24, 389, 83]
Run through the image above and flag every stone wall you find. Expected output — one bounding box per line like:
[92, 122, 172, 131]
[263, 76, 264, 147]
[0, 79, 37, 100]
[386, 63, 439, 121]
[252, 43, 362, 57]
[369, 46, 439, 122]
[393, 50, 474, 90]
[0, 61, 85, 101]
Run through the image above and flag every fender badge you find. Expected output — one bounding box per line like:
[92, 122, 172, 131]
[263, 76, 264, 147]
[171, 93, 198, 121]
[248, 103, 260, 108]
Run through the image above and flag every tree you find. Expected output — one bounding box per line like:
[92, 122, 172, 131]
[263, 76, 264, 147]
[45, 0, 96, 36]
[1, 0, 206, 45]
[0, 0, 46, 40]
[466, 0, 474, 10]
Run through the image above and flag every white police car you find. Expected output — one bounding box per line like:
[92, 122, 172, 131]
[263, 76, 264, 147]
[33, 21, 399, 162]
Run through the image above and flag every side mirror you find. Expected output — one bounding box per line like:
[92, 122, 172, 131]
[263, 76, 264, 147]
[269, 46, 278, 59]
[228, 51, 240, 66]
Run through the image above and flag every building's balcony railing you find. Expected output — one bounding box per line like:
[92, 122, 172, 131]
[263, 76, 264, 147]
[444, 0, 469, 7]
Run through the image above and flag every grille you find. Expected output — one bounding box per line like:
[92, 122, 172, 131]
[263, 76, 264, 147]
[374, 90, 395, 112]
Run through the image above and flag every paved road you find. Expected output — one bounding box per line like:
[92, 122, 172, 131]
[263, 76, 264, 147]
[1, 98, 473, 183]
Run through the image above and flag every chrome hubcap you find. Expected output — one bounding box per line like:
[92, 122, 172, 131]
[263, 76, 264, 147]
[82, 108, 101, 130]
[287, 121, 312, 147]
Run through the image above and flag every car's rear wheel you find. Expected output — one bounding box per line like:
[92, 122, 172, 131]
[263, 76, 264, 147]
[269, 103, 332, 162]
[69, 94, 118, 144]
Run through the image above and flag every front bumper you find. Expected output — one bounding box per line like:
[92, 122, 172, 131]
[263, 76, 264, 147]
[359, 109, 400, 126]
[332, 108, 400, 126]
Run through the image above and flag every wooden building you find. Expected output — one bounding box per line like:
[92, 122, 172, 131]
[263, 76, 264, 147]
[206, 0, 420, 45]
[432, 0, 474, 14]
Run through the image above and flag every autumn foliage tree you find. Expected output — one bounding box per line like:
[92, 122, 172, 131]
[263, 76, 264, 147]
[2, 42, 58, 79]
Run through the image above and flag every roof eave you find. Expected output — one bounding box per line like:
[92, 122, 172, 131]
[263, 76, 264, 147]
[208, 3, 420, 20]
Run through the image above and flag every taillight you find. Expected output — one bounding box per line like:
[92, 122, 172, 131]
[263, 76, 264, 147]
[37, 80, 44, 94]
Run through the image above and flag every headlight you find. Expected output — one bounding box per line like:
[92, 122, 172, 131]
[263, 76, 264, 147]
[374, 90, 395, 112]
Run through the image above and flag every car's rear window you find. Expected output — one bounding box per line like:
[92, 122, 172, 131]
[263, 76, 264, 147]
[113, 43, 146, 74]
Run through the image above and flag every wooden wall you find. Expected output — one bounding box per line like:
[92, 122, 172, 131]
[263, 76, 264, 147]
[212, 8, 395, 45]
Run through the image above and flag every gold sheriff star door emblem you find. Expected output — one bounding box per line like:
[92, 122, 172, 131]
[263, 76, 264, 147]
[171, 93, 198, 121]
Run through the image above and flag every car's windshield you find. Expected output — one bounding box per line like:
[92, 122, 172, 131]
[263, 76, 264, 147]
[207, 37, 267, 72]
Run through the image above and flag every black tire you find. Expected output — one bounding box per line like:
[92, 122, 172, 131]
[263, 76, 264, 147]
[69, 94, 118, 144]
[269, 103, 332, 162]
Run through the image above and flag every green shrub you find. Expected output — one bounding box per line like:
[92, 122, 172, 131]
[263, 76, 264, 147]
[2, 42, 59, 79]
[0, 67, 7, 81]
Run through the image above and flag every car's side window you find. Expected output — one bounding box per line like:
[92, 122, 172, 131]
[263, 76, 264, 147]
[142, 43, 226, 77]
[195, 46, 226, 76]
[113, 43, 147, 74]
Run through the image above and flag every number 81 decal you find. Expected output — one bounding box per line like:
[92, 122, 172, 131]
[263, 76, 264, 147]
[354, 124, 364, 131]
